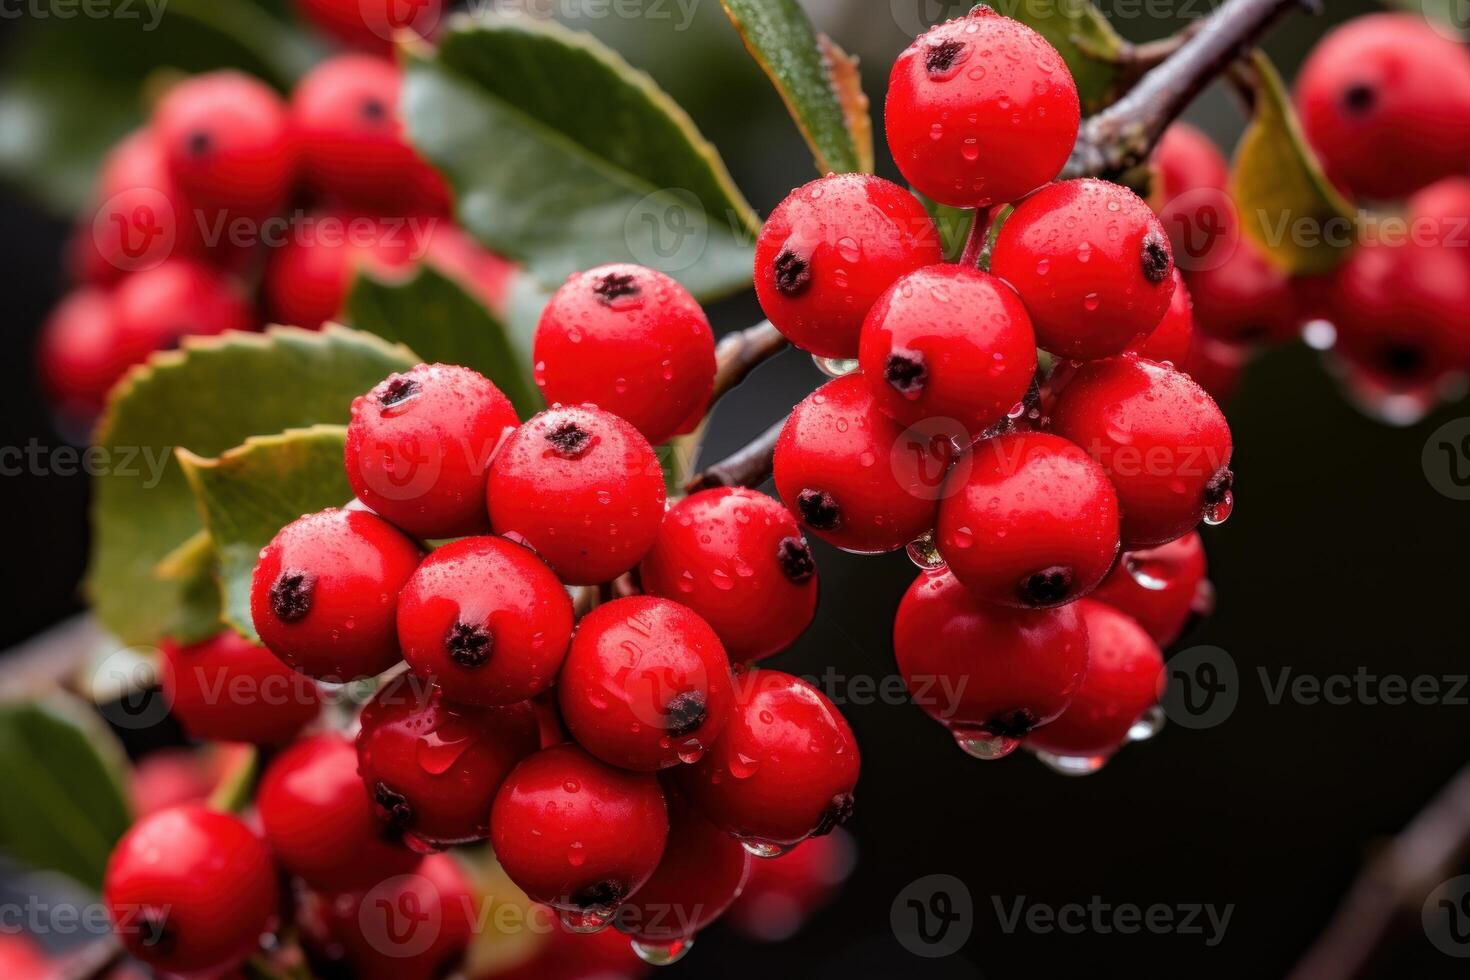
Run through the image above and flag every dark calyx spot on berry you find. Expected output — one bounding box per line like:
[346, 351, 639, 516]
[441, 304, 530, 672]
[925, 39, 967, 75]
[986, 709, 1038, 739]
[570, 880, 626, 911]
[185, 131, 212, 157]
[813, 793, 855, 837]
[772, 248, 812, 297]
[135, 910, 176, 952]
[884, 350, 928, 398]
[1140, 234, 1171, 284]
[797, 489, 841, 531]
[1377, 343, 1426, 378]
[374, 782, 414, 830]
[1017, 566, 1074, 607]
[270, 571, 314, 623]
[1342, 83, 1377, 116]
[379, 376, 420, 408]
[361, 97, 388, 121]
[592, 272, 640, 305]
[1203, 468, 1234, 506]
[447, 622, 492, 668]
[662, 690, 707, 736]
[777, 536, 816, 583]
[546, 421, 592, 459]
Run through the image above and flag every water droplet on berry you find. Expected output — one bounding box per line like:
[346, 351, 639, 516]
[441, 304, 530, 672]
[1127, 705, 1167, 743]
[741, 840, 790, 859]
[631, 936, 694, 965]
[1126, 557, 1169, 591]
[566, 842, 586, 866]
[813, 355, 860, 378]
[1083, 293, 1101, 312]
[906, 530, 946, 570]
[560, 908, 613, 934]
[1202, 490, 1234, 526]
[953, 730, 1020, 760]
[1033, 751, 1108, 776]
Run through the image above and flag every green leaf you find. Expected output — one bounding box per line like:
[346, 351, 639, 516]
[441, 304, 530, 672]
[915, 190, 975, 263]
[1229, 51, 1357, 276]
[178, 426, 356, 641]
[403, 14, 759, 301]
[0, 697, 132, 889]
[206, 746, 259, 814]
[88, 326, 419, 646]
[1384, 0, 1467, 40]
[718, 0, 873, 175]
[345, 266, 543, 418]
[1005, 0, 1126, 113]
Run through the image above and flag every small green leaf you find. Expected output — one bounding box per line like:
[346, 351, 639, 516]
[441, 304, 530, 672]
[915, 190, 976, 263]
[1229, 52, 1357, 276]
[1004, 0, 1126, 112]
[718, 0, 873, 175]
[88, 327, 419, 646]
[404, 14, 759, 301]
[0, 697, 132, 889]
[178, 426, 355, 641]
[206, 746, 259, 814]
[345, 265, 543, 418]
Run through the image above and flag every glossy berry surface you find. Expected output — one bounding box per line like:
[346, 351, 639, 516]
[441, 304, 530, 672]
[160, 631, 320, 745]
[1294, 14, 1470, 201]
[251, 507, 423, 681]
[1050, 356, 1234, 550]
[1127, 268, 1194, 365]
[725, 827, 856, 943]
[559, 596, 734, 771]
[258, 732, 420, 891]
[886, 9, 1080, 208]
[491, 743, 669, 916]
[1091, 531, 1208, 649]
[534, 264, 716, 446]
[1026, 599, 1164, 757]
[356, 674, 540, 849]
[1187, 237, 1298, 347]
[773, 374, 947, 555]
[938, 432, 1120, 608]
[345, 363, 520, 539]
[858, 264, 1037, 434]
[639, 488, 818, 662]
[104, 805, 278, 975]
[487, 405, 666, 584]
[753, 174, 944, 359]
[262, 211, 417, 329]
[678, 668, 859, 851]
[397, 536, 573, 706]
[111, 258, 254, 367]
[991, 179, 1176, 360]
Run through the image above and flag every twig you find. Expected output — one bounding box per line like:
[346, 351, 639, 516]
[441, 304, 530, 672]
[711, 321, 788, 404]
[683, 419, 783, 494]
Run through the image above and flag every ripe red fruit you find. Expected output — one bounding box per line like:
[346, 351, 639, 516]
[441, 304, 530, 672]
[37, 288, 125, 417]
[858, 264, 1037, 434]
[152, 71, 295, 221]
[1180, 332, 1250, 405]
[1186, 237, 1298, 347]
[129, 748, 229, 817]
[886, 9, 1080, 208]
[159, 631, 320, 744]
[753, 174, 944, 359]
[84, 129, 203, 281]
[487, 405, 666, 584]
[639, 488, 818, 662]
[534, 264, 716, 446]
[1294, 13, 1470, 201]
[1026, 599, 1164, 758]
[491, 743, 669, 919]
[250, 507, 423, 681]
[559, 597, 734, 771]
[1050, 356, 1234, 550]
[293, 0, 443, 54]
[104, 805, 279, 975]
[1126, 269, 1194, 365]
[773, 374, 947, 555]
[262, 211, 419, 329]
[345, 363, 519, 539]
[725, 826, 856, 943]
[291, 55, 449, 215]
[0, 934, 51, 980]
[258, 732, 420, 891]
[1408, 177, 1470, 254]
[937, 432, 1120, 608]
[397, 536, 573, 706]
[894, 570, 1089, 754]
[356, 674, 540, 848]
[678, 669, 859, 853]
[1091, 531, 1208, 649]
[111, 258, 255, 366]
[1149, 122, 1235, 271]
[991, 179, 1176, 360]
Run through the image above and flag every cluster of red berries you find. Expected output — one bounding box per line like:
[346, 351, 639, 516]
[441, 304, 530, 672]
[37, 53, 511, 426]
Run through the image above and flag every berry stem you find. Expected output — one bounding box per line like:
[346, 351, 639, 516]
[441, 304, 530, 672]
[683, 418, 783, 494]
[958, 206, 994, 269]
[711, 321, 789, 404]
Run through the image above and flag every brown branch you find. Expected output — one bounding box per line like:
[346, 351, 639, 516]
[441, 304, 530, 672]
[683, 418, 783, 494]
[711, 321, 788, 404]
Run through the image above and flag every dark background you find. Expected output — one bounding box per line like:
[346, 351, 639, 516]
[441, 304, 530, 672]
[4, 0, 1468, 977]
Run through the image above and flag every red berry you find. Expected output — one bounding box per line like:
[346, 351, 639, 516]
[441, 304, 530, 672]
[491, 743, 669, 918]
[753, 174, 944, 358]
[559, 596, 734, 771]
[84, 129, 204, 281]
[397, 536, 573, 706]
[639, 488, 818, 662]
[937, 431, 1120, 608]
[1026, 599, 1164, 758]
[1408, 177, 1470, 253]
[104, 805, 279, 974]
[262, 211, 418, 329]
[487, 405, 666, 585]
[258, 732, 420, 891]
[251, 507, 423, 681]
[991, 179, 1176, 360]
[858, 264, 1037, 434]
[534, 264, 716, 446]
[37, 288, 125, 417]
[292, 0, 443, 54]
[0, 934, 52, 980]
[1091, 531, 1208, 649]
[291, 55, 449, 215]
[1186, 238, 1298, 347]
[345, 363, 520, 539]
[160, 631, 320, 744]
[724, 826, 856, 943]
[894, 569, 1088, 753]
[773, 374, 946, 555]
[1149, 122, 1235, 272]
[356, 674, 540, 848]
[678, 668, 859, 852]
[152, 71, 295, 221]
[129, 748, 228, 818]
[1126, 269, 1194, 365]
[1294, 14, 1470, 201]
[1050, 356, 1234, 549]
[111, 258, 254, 367]
[886, 9, 1080, 208]
[1180, 332, 1250, 405]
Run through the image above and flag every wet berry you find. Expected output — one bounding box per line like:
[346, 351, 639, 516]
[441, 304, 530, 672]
[159, 631, 320, 745]
[1091, 531, 1209, 649]
[725, 827, 856, 943]
[1187, 237, 1299, 347]
[111, 258, 254, 367]
[1127, 268, 1195, 365]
